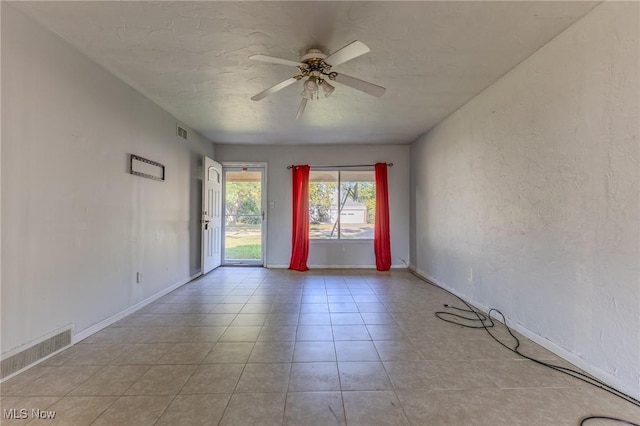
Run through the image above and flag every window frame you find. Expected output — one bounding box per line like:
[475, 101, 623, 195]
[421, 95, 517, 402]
[308, 168, 375, 241]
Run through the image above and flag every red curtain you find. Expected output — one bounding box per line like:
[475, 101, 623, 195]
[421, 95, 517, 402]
[374, 163, 392, 271]
[289, 165, 310, 271]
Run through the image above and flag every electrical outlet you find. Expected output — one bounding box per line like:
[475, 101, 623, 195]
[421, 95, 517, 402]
[136, 272, 143, 283]
[466, 267, 473, 282]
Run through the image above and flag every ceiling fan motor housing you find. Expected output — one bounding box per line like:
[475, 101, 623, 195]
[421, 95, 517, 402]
[298, 49, 337, 84]
[299, 49, 327, 63]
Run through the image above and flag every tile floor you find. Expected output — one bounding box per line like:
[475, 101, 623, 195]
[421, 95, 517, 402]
[1, 268, 638, 425]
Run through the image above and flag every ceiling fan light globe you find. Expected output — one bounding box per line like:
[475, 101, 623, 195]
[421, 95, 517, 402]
[301, 89, 315, 100]
[303, 78, 318, 91]
[319, 80, 335, 97]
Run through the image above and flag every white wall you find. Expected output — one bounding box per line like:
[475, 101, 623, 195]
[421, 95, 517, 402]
[411, 2, 639, 396]
[1, 4, 214, 355]
[214, 144, 410, 268]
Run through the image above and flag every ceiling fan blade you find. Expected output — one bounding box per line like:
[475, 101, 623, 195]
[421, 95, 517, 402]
[249, 54, 303, 68]
[332, 73, 386, 97]
[251, 76, 301, 101]
[296, 98, 308, 120]
[324, 40, 370, 67]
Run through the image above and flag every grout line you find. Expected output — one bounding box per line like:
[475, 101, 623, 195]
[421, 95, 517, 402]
[7, 268, 601, 425]
[216, 283, 253, 425]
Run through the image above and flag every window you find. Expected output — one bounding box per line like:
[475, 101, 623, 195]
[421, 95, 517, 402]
[309, 170, 376, 239]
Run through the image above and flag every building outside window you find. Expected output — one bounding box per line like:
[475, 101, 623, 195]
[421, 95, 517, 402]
[309, 170, 376, 239]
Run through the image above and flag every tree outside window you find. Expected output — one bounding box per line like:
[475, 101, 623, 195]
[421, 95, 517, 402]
[309, 170, 375, 239]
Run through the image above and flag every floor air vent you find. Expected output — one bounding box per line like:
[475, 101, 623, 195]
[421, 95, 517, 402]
[1, 328, 72, 380]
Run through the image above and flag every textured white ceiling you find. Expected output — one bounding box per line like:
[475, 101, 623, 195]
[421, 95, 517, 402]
[14, 1, 599, 145]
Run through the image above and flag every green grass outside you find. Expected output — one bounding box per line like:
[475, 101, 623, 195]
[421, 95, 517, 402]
[225, 227, 261, 260]
[310, 223, 374, 239]
[224, 222, 374, 259]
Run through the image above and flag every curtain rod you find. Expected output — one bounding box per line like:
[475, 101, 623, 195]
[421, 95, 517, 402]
[287, 163, 393, 170]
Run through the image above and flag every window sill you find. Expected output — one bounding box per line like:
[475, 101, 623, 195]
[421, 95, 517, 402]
[310, 239, 373, 243]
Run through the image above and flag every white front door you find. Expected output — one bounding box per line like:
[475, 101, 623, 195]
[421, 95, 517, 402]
[202, 157, 222, 274]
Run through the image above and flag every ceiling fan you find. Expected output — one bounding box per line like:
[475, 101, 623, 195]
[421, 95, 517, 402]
[249, 40, 386, 119]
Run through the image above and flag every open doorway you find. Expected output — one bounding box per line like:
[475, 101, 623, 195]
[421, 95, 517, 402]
[222, 165, 266, 266]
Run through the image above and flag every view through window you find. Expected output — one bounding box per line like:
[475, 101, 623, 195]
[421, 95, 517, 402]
[309, 170, 376, 239]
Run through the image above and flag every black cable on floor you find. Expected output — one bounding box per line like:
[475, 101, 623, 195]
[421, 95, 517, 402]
[435, 304, 494, 329]
[410, 271, 640, 425]
[451, 304, 639, 408]
[580, 416, 640, 426]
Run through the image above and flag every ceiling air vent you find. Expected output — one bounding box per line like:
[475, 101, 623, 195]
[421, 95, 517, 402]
[177, 124, 188, 140]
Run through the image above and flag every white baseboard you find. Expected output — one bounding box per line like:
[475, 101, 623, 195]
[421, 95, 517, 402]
[310, 265, 376, 269]
[72, 273, 200, 344]
[410, 267, 640, 401]
[266, 264, 408, 270]
[1, 274, 200, 383]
